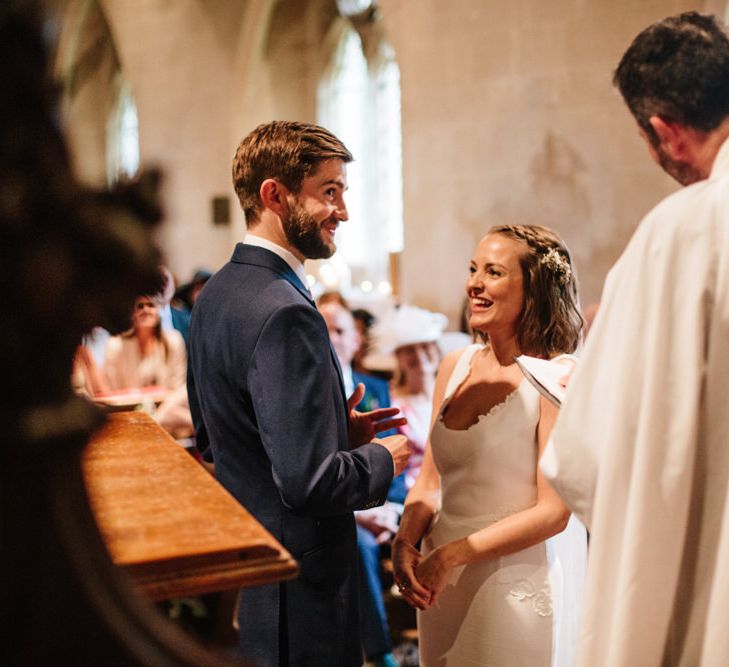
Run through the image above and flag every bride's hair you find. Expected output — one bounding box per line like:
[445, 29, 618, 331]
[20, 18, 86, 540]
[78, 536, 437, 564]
[478, 224, 583, 358]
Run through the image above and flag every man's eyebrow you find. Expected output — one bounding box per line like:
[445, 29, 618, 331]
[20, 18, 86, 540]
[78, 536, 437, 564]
[321, 177, 347, 189]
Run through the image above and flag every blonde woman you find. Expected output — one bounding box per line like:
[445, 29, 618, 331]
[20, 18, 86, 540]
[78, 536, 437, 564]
[104, 295, 186, 391]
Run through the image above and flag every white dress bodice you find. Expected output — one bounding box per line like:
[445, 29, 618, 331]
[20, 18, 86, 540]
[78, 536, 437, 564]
[418, 344, 586, 667]
[432, 344, 540, 532]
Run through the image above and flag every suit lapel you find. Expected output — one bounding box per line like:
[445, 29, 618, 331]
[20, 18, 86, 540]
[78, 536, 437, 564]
[231, 243, 314, 306]
[231, 243, 348, 408]
[329, 344, 348, 407]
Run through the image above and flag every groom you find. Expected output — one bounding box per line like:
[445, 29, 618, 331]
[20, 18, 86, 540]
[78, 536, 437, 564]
[188, 121, 409, 666]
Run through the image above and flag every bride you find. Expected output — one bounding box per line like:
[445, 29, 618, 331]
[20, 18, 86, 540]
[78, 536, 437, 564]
[392, 224, 587, 666]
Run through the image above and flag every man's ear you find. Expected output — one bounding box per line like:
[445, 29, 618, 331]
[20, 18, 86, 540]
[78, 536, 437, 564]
[260, 178, 289, 215]
[648, 116, 686, 160]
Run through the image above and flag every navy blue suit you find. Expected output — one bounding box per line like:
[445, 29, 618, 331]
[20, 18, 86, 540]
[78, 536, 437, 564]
[188, 244, 393, 666]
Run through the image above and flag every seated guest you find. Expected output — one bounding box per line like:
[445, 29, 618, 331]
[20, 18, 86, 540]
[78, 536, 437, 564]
[71, 343, 109, 398]
[319, 298, 391, 411]
[153, 384, 195, 444]
[158, 266, 193, 349]
[174, 268, 213, 312]
[104, 295, 186, 391]
[319, 297, 400, 667]
[317, 289, 347, 308]
[351, 307, 376, 375]
[368, 305, 448, 503]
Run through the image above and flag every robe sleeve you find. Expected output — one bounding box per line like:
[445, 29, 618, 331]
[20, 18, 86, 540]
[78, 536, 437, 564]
[543, 184, 718, 665]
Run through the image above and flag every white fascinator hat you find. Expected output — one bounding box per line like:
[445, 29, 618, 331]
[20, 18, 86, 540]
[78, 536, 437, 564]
[364, 304, 449, 371]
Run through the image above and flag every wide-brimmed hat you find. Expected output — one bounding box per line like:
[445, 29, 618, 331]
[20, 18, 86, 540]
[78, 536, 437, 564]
[364, 304, 448, 371]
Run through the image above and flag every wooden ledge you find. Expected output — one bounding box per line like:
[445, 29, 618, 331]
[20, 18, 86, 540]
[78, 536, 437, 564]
[83, 411, 298, 600]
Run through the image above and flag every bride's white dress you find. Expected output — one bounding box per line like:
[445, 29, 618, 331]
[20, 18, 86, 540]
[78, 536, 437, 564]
[418, 345, 586, 666]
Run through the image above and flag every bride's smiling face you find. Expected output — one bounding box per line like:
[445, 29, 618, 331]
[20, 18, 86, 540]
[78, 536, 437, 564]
[466, 234, 525, 337]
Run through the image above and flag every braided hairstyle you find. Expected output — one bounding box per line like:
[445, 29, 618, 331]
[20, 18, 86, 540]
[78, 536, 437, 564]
[481, 224, 583, 358]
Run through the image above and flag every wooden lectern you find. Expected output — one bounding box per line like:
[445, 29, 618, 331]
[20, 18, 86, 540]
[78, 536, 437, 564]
[83, 411, 298, 600]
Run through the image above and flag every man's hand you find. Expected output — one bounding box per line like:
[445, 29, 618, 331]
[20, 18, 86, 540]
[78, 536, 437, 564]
[347, 383, 407, 448]
[373, 433, 410, 477]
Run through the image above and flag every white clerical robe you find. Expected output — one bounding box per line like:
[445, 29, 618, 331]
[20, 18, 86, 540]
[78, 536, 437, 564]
[543, 137, 729, 667]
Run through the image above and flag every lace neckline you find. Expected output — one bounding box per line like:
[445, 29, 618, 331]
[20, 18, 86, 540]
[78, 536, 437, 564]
[438, 346, 525, 432]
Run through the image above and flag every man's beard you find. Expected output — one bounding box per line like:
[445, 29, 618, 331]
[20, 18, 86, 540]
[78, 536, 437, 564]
[283, 197, 336, 260]
[655, 144, 703, 186]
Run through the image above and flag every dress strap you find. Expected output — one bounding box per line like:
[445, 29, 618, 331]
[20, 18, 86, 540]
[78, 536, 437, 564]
[443, 344, 483, 401]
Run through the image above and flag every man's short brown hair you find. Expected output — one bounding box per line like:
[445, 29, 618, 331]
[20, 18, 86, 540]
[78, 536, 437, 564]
[232, 121, 353, 226]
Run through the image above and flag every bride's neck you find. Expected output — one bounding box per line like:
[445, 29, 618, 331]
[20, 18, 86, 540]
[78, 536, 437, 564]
[484, 333, 520, 367]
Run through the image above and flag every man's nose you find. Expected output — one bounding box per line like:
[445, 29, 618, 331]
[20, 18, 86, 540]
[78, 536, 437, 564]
[335, 196, 348, 221]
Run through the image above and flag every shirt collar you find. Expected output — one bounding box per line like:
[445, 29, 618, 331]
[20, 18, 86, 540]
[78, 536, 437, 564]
[244, 234, 308, 288]
[341, 364, 354, 397]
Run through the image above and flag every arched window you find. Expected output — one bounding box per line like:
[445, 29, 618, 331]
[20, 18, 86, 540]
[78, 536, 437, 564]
[371, 41, 404, 259]
[316, 15, 403, 300]
[106, 76, 139, 184]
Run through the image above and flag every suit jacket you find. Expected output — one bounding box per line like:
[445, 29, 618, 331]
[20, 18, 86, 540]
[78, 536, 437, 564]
[188, 243, 393, 667]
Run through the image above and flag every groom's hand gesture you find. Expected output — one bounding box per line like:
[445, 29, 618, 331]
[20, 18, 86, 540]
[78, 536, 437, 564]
[347, 383, 410, 476]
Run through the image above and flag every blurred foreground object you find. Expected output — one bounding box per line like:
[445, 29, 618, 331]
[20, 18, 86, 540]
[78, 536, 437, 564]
[0, 2, 241, 664]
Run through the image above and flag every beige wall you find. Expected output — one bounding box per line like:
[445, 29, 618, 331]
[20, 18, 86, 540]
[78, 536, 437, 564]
[380, 0, 723, 323]
[98, 0, 246, 277]
[53, 0, 727, 321]
[227, 0, 338, 239]
[54, 0, 119, 186]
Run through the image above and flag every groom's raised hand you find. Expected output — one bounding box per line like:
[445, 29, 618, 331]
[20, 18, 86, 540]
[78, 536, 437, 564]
[347, 382, 407, 448]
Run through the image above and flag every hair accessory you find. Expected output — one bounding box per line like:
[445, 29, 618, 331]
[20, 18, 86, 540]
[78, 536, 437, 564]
[539, 248, 572, 285]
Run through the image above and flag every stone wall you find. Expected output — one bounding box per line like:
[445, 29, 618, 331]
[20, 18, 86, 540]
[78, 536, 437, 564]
[52, 0, 727, 321]
[380, 0, 725, 322]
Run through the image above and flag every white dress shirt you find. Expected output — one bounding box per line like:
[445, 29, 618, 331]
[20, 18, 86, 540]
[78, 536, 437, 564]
[244, 233, 308, 290]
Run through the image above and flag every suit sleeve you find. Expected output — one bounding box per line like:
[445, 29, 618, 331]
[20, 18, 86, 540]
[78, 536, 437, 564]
[187, 353, 212, 462]
[249, 303, 393, 516]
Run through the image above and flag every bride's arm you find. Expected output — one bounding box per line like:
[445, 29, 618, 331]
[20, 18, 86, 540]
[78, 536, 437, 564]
[392, 445, 440, 609]
[415, 396, 570, 606]
[392, 348, 461, 610]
